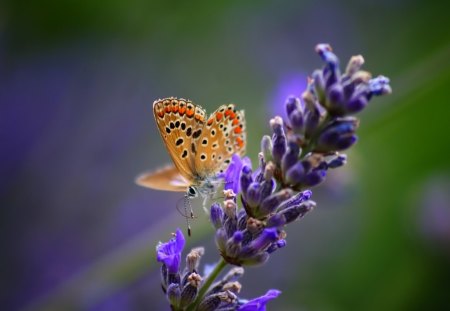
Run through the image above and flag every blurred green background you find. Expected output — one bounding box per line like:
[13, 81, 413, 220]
[1, 0, 449, 310]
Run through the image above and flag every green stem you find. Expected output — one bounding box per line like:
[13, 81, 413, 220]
[187, 258, 227, 311]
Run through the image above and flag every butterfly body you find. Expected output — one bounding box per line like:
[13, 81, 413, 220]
[137, 97, 246, 199]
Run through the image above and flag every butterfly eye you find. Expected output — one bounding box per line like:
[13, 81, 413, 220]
[188, 186, 197, 197]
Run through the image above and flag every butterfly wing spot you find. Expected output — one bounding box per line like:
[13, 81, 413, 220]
[225, 140, 230, 145]
[211, 129, 216, 136]
[227, 147, 233, 153]
[212, 153, 216, 159]
[175, 120, 180, 128]
[192, 129, 202, 139]
[202, 138, 208, 145]
[186, 127, 192, 137]
[182, 150, 188, 158]
[170, 122, 175, 129]
[200, 154, 206, 161]
[236, 137, 244, 148]
[176, 138, 184, 146]
[216, 112, 223, 121]
[181, 122, 186, 130]
[187, 109, 195, 118]
[191, 143, 197, 154]
[165, 127, 171, 134]
[212, 143, 218, 149]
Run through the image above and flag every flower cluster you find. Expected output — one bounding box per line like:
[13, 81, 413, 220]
[157, 229, 280, 311]
[155, 43, 391, 310]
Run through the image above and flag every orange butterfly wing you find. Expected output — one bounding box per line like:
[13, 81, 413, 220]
[152, 98, 207, 185]
[194, 104, 246, 177]
[135, 165, 189, 192]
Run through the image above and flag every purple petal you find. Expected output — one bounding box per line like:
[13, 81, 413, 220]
[156, 228, 185, 273]
[238, 289, 281, 311]
[221, 154, 251, 194]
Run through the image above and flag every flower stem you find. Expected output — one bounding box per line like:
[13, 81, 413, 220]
[187, 258, 228, 311]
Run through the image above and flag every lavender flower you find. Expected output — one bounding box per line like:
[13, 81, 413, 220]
[157, 228, 185, 274]
[156, 229, 281, 311]
[153, 44, 391, 310]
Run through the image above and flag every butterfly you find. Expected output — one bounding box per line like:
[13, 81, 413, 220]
[136, 97, 246, 200]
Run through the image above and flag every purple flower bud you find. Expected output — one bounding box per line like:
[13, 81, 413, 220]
[304, 102, 323, 138]
[316, 44, 341, 88]
[243, 228, 279, 256]
[232, 230, 244, 243]
[259, 189, 293, 216]
[224, 216, 238, 239]
[235, 209, 247, 230]
[246, 182, 262, 207]
[281, 141, 300, 176]
[240, 165, 253, 196]
[226, 231, 244, 258]
[215, 228, 228, 252]
[238, 289, 281, 311]
[369, 75, 391, 96]
[316, 118, 359, 152]
[326, 83, 346, 115]
[270, 117, 287, 164]
[285, 96, 300, 117]
[346, 95, 368, 113]
[267, 239, 287, 253]
[167, 283, 181, 307]
[327, 154, 347, 168]
[285, 162, 305, 185]
[180, 273, 200, 306]
[335, 135, 358, 150]
[304, 169, 327, 187]
[277, 190, 312, 211]
[266, 213, 286, 227]
[258, 178, 274, 202]
[199, 291, 237, 311]
[280, 200, 315, 224]
[210, 203, 224, 229]
[316, 44, 339, 70]
[289, 109, 305, 133]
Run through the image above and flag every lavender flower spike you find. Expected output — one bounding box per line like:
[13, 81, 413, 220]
[238, 289, 281, 311]
[156, 228, 185, 274]
[151, 43, 391, 310]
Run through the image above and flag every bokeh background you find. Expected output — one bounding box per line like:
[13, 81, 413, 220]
[2, 0, 450, 310]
